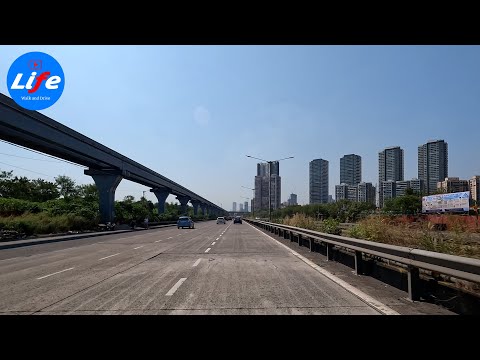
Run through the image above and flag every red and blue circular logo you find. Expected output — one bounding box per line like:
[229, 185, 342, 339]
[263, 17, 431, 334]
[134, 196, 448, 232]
[7, 51, 65, 111]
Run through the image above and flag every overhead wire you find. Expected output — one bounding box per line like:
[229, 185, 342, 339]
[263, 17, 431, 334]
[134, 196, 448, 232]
[0, 139, 88, 168]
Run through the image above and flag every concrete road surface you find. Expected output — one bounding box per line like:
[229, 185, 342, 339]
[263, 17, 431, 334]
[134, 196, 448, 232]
[0, 220, 451, 315]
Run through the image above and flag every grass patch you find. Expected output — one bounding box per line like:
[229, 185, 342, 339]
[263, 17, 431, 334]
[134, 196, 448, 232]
[347, 216, 480, 259]
[0, 213, 97, 236]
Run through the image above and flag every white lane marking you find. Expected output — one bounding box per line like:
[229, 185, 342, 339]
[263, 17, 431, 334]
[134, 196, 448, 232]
[166, 278, 187, 296]
[99, 253, 120, 260]
[167, 237, 173, 239]
[215, 238, 220, 241]
[205, 248, 211, 253]
[155, 240, 162, 243]
[37, 267, 74, 280]
[134, 245, 144, 249]
[246, 222, 400, 316]
[211, 242, 216, 245]
[193, 258, 202, 267]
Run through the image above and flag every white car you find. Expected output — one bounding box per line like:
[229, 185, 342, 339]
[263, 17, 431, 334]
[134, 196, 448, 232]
[216, 217, 226, 224]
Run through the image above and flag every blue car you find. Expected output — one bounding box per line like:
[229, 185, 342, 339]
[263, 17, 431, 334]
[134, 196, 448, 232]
[177, 216, 194, 229]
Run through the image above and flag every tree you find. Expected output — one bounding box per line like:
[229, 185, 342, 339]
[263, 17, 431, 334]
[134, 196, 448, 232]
[383, 194, 421, 215]
[31, 179, 60, 202]
[77, 184, 98, 202]
[55, 175, 78, 199]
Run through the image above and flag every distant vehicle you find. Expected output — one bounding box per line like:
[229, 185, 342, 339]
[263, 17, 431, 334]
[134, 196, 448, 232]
[233, 216, 242, 224]
[177, 216, 194, 229]
[255, 217, 260, 220]
[216, 216, 226, 224]
[225, 216, 232, 221]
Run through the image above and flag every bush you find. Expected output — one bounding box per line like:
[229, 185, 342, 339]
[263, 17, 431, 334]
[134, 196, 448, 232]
[319, 218, 341, 235]
[0, 213, 97, 235]
[283, 213, 319, 231]
[0, 198, 44, 216]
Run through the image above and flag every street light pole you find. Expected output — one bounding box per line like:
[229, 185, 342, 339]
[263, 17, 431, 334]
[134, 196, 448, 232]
[268, 161, 272, 222]
[246, 155, 294, 222]
[242, 186, 255, 218]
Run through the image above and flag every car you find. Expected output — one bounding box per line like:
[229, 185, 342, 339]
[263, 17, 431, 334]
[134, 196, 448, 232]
[233, 216, 242, 224]
[177, 216, 194, 229]
[216, 216, 226, 224]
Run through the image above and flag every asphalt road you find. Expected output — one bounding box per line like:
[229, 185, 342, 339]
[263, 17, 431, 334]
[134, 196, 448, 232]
[0, 220, 442, 315]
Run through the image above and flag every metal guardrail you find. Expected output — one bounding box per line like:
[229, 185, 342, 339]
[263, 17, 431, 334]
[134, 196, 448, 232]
[245, 219, 480, 301]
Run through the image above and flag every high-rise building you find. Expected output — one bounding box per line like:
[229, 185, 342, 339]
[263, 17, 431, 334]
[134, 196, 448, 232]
[418, 140, 448, 195]
[254, 161, 281, 212]
[381, 180, 396, 205]
[239, 203, 244, 212]
[469, 176, 480, 204]
[271, 174, 281, 211]
[340, 154, 362, 186]
[357, 182, 376, 205]
[395, 180, 411, 197]
[378, 146, 404, 207]
[437, 177, 469, 193]
[232, 202, 237, 212]
[288, 193, 298, 206]
[244, 201, 248, 212]
[409, 179, 424, 195]
[335, 184, 357, 202]
[335, 184, 348, 201]
[328, 195, 334, 203]
[309, 159, 329, 204]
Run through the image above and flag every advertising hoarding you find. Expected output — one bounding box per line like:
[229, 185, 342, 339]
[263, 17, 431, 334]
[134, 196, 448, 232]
[422, 191, 470, 213]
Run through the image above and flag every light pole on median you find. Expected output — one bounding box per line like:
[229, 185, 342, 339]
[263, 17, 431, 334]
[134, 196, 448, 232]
[242, 186, 255, 218]
[246, 155, 294, 222]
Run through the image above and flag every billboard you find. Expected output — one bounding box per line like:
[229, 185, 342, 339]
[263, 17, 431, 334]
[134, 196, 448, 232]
[422, 191, 470, 213]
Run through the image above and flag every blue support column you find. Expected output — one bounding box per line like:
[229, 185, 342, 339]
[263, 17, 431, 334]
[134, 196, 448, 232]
[200, 204, 207, 217]
[84, 169, 122, 224]
[151, 188, 170, 214]
[191, 200, 201, 216]
[176, 195, 190, 215]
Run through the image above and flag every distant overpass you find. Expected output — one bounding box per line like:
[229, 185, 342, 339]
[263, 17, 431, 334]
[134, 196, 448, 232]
[228, 211, 251, 217]
[0, 93, 228, 222]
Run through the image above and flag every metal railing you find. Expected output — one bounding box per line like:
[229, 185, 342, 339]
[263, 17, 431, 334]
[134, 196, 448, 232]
[245, 219, 480, 301]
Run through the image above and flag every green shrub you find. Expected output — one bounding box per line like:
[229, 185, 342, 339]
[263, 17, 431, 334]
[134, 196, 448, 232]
[0, 213, 97, 235]
[0, 198, 44, 216]
[319, 218, 341, 235]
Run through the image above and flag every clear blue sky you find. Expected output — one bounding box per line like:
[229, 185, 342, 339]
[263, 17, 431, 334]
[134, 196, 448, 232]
[1, 45, 479, 208]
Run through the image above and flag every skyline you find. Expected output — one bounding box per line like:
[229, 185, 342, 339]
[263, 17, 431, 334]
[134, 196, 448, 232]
[1, 45, 480, 207]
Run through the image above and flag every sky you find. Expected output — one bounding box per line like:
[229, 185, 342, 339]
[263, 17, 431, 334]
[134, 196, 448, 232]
[0, 45, 479, 209]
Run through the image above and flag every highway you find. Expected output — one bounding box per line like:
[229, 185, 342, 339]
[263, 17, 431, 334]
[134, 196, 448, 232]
[0, 221, 452, 315]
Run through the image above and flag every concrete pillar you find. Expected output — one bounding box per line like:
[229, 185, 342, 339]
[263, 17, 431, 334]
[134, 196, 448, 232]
[84, 169, 122, 224]
[150, 188, 170, 214]
[191, 200, 201, 216]
[176, 195, 190, 215]
[200, 204, 207, 216]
